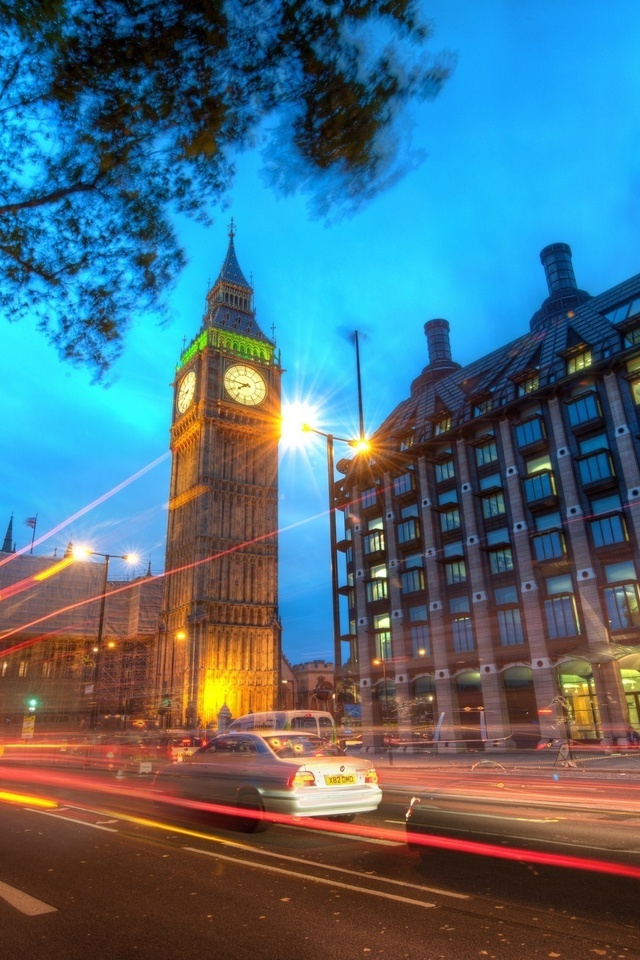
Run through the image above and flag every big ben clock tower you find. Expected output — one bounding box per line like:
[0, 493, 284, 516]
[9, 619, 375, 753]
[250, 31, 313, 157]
[159, 223, 282, 727]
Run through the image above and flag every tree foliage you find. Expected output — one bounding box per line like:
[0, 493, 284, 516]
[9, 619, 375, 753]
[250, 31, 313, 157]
[0, 0, 453, 377]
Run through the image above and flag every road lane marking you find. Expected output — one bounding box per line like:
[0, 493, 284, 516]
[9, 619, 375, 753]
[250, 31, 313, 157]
[183, 843, 469, 901]
[0, 881, 57, 916]
[26, 808, 119, 832]
[184, 846, 438, 908]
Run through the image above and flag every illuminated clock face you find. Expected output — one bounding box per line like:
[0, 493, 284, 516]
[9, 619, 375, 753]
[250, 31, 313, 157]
[176, 370, 196, 413]
[224, 364, 267, 406]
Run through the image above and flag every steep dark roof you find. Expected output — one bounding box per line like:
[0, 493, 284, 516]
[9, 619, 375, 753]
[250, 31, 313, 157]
[374, 267, 640, 447]
[218, 232, 251, 289]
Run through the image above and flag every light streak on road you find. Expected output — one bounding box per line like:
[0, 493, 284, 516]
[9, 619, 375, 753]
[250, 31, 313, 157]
[2, 764, 640, 881]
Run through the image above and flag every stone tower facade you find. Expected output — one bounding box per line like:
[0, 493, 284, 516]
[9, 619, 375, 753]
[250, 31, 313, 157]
[158, 225, 282, 728]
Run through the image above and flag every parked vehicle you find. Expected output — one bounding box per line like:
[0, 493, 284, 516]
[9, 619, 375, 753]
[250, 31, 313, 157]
[228, 710, 336, 740]
[153, 730, 381, 831]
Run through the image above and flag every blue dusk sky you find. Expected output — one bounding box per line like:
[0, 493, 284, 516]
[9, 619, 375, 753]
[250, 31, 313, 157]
[2, 2, 640, 665]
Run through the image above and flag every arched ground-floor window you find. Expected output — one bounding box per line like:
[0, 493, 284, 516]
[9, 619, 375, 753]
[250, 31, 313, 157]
[555, 659, 601, 741]
[409, 675, 437, 741]
[502, 666, 538, 748]
[455, 670, 483, 743]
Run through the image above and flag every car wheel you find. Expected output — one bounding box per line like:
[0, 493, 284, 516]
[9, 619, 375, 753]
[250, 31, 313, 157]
[235, 788, 268, 833]
[326, 813, 356, 823]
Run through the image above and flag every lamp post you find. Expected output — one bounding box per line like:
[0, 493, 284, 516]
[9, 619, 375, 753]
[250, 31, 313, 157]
[372, 657, 393, 765]
[76, 548, 138, 729]
[170, 630, 186, 728]
[302, 425, 369, 718]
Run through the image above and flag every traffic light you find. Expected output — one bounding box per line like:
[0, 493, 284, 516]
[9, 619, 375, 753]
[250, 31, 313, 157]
[27, 696, 38, 713]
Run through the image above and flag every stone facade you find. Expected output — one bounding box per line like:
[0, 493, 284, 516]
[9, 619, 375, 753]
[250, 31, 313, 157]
[335, 244, 640, 751]
[155, 227, 283, 728]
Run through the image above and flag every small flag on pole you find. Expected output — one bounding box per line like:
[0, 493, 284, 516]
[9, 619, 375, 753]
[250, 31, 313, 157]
[25, 517, 37, 528]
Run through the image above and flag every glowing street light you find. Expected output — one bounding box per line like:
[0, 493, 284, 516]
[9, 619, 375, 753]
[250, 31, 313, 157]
[74, 547, 139, 728]
[301, 424, 369, 714]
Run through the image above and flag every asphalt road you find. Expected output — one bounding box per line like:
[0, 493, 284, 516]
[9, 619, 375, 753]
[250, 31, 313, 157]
[1, 760, 640, 960]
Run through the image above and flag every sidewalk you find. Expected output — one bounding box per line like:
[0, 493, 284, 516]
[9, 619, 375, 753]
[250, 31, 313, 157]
[361, 742, 640, 779]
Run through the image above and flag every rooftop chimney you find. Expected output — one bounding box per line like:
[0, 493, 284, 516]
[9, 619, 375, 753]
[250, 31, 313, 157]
[540, 242, 577, 295]
[425, 318, 454, 368]
[411, 318, 460, 393]
[530, 242, 591, 333]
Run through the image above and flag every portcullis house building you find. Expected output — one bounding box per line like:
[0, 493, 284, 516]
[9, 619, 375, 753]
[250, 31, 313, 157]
[335, 243, 640, 750]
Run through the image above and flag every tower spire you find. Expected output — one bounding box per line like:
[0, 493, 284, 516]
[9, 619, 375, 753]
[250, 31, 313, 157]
[2, 514, 14, 553]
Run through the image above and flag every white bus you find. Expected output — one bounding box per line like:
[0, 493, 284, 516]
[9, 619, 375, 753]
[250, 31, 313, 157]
[228, 710, 336, 740]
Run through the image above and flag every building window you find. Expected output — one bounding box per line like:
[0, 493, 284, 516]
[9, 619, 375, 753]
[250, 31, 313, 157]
[435, 414, 452, 435]
[363, 530, 385, 555]
[489, 547, 514, 574]
[497, 607, 524, 646]
[473, 398, 493, 416]
[532, 529, 566, 562]
[566, 349, 592, 375]
[482, 492, 506, 519]
[438, 489, 458, 508]
[515, 417, 546, 448]
[373, 613, 391, 657]
[523, 470, 556, 505]
[435, 458, 455, 482]
[545, 595, 580, 639]
[517, 373, 539, 396]
[604, 297, 640, 326]
[18, 660, 28, 678]
[401, 567, 425, 595]
[544, 574, 579, 639]
[605, 560, 637, 583]
[475, 440, 498, 466]
[445, 560, 467, 585]
[397, 517, 421, 544]
[605, 583, 640, 631]
[452, 616, 474, 652]
[393, 472, 416, 497]
[479, 472, 501, 491]
[361, 487, 378, 510]
[590, 513, 628, 548]
[410, 623, 431, 657]
[366, 576, 388, 603]
[577, 450, 615, 486]
[566, 392, 602, 427]
[440, 506, 461, 532]
[1, 661, 8, 678]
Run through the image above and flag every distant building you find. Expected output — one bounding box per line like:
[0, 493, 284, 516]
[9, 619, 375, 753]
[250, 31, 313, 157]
[0, 547, 162, 726]
[335, 243, 640, 750]
[291, 660, 335, 712]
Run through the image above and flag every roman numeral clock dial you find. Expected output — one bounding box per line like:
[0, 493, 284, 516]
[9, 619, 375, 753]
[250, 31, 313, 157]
[223, 363, 267, 405]
[176, 370, 196, 414]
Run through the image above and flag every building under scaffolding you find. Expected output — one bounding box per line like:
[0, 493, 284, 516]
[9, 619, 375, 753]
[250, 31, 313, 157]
[0, 545, 162, 728]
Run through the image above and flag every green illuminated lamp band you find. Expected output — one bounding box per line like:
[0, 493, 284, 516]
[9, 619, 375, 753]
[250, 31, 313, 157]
[177, 328, 275, 371]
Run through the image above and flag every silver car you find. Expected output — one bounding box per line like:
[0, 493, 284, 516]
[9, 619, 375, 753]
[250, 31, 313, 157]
[153, 730, 382, 831]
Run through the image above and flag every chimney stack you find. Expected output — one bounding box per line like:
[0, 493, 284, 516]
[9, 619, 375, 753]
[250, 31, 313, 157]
[539, 242, 577, 295]
[425, 318, 454, 368]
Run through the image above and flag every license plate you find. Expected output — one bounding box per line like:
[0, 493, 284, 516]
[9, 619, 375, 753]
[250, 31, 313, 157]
[324, 774, 356, 786]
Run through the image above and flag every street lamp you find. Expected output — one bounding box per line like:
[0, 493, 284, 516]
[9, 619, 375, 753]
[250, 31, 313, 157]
[372, 657, 393, 764]
[372, 657, 389, 713]
[302, 424, 369, 714]
[74, 547, 138, 728]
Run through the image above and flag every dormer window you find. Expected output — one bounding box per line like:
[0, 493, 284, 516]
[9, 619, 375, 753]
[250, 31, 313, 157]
[435, 414, 452, 436]
[566, 348, 592, 375]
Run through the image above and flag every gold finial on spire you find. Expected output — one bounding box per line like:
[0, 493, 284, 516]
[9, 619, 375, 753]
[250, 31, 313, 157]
[228, 217, 236, 239]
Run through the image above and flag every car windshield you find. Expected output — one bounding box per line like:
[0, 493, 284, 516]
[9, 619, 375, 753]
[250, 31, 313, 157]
[263, 735, 344, 758]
